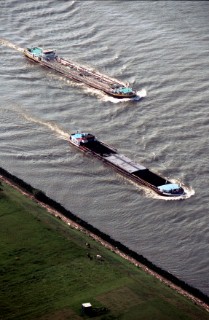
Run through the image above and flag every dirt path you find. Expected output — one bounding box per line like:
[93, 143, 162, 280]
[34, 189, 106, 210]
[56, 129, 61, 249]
[1, 175, 209, 313]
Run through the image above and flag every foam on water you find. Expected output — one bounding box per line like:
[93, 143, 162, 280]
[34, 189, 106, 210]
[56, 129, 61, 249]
[98, 88, 147, 103]
[22, 113, 69, 141]
[0, 38, 24, 52]
[149, 186, 195, 201]
[122, 175, 194, 201]
[0, 38, 145, 103]
[1, 0, 209, 296]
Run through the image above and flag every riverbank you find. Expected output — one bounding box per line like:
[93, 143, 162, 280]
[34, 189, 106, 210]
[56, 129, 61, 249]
[0, 168, 209, 318]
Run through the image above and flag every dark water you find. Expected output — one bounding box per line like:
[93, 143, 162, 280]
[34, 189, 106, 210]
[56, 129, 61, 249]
[1, 0, 209, 295]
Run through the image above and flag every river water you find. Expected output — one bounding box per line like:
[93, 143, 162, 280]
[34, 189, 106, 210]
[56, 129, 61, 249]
[1, 0, 209, 296]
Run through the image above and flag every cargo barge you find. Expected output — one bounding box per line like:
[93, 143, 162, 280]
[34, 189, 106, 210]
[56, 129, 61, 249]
[69, 132, 186, 197]
[24, 47, 138, 99]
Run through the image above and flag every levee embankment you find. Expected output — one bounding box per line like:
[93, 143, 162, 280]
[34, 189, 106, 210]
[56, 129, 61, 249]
[0, 166, 209, 313]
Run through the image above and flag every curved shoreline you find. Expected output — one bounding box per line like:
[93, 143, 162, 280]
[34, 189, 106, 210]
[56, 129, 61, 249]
[0, 167, 208, 313]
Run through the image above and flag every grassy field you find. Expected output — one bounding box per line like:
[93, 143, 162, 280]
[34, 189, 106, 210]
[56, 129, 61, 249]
[0, 181, 209, 320]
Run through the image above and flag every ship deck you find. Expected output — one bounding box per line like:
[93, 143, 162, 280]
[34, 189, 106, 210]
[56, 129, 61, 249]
[24, 48, 137, 97]
[84, 141, 168, 187]
[84, 141, 117, 156]
[40, 58, 124, 92]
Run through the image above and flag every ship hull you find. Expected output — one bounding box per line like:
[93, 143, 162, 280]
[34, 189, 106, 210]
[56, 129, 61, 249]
[24, 48, 138, 99]
[69, 134, 185, 198]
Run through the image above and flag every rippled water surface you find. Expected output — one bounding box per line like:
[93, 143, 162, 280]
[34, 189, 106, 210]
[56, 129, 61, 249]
[1, 0, 209, 295]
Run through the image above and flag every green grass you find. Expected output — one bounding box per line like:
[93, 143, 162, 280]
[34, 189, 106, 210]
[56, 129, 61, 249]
[0, 182, 209, 320]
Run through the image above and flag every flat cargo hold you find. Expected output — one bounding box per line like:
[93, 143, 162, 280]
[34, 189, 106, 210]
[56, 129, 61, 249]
[69, 132, 186, 198]
[107, 154, 146, 173]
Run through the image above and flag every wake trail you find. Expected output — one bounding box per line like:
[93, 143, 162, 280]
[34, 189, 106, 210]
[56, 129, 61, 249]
[0, 38, 146, 103]
[22, 113, 69, 141]
[0, 38, 24, 53]
[146, 183, 195, 201]
[101, 88, 147, 103]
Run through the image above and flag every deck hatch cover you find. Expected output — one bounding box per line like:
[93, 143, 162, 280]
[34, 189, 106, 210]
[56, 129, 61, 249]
[106, 154, 146, 173]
